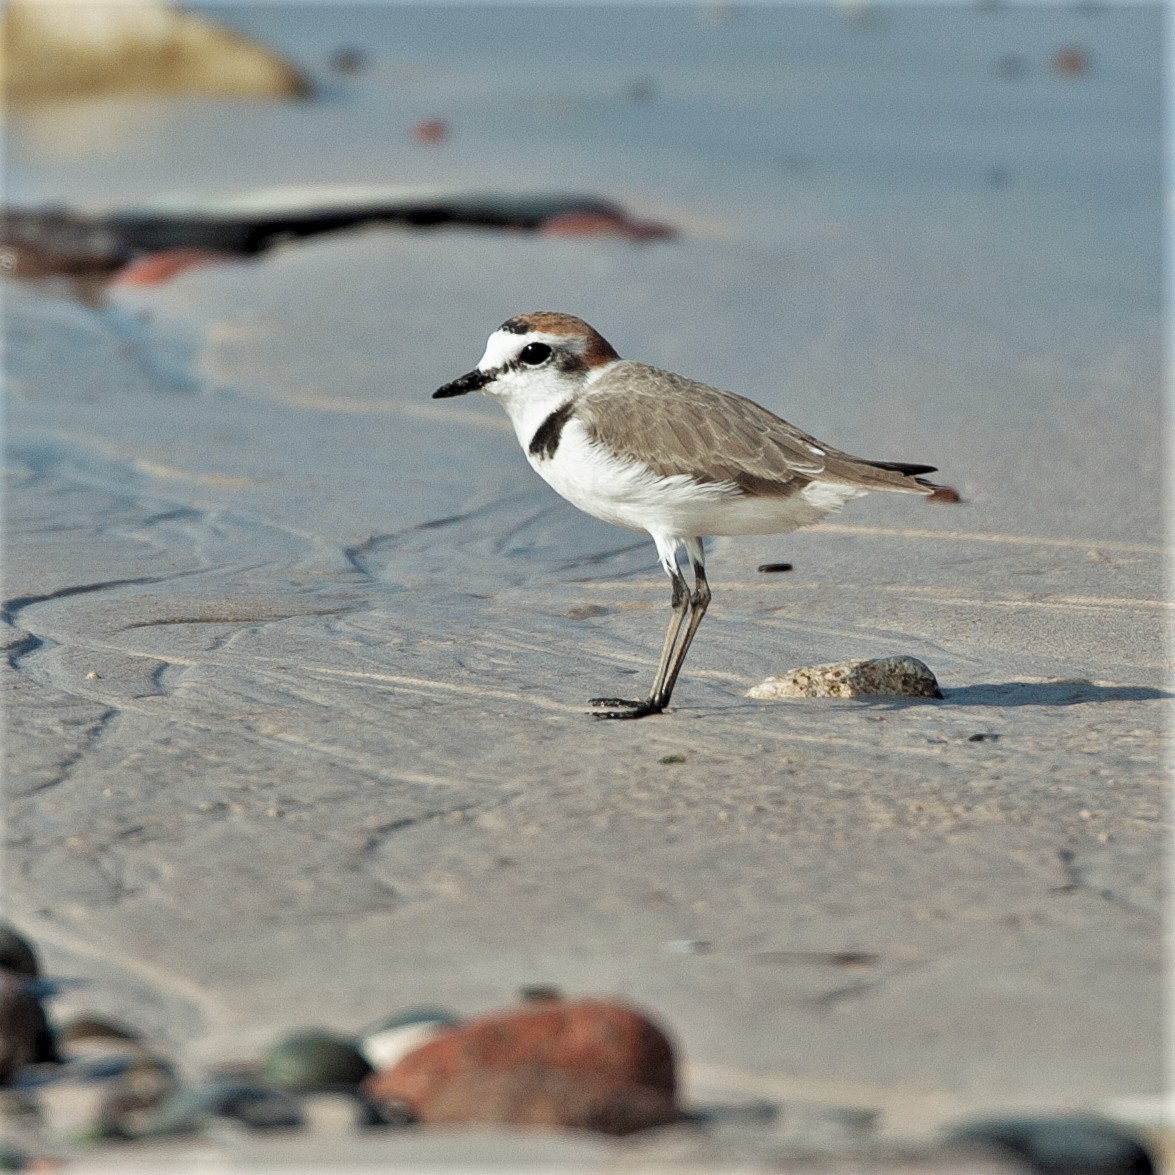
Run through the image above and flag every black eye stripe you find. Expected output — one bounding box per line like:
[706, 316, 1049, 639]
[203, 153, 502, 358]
[519, 342, 553, 366]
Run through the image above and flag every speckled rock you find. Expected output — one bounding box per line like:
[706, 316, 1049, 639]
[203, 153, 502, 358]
[747, 656, 943, 700]
[364, 998, 680, 1135]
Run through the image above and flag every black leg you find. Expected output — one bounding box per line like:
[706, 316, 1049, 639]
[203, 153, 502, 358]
[653, 558, 710, 710]
[591, 564, 690, 719]
[591, 544, 709, 720]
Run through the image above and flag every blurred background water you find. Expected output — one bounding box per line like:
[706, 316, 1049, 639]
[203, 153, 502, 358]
[9, 3, 1162, 259]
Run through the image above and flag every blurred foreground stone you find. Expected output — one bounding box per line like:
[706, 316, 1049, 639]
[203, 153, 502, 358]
[0, 972, 42, 1087]
[0, 929, 40, 981]
[364, 997, 683, 1136]
[261, 1030, 372, 1093]
[1, 0, 310, 99]
[945, 1114, 1156, 1175]
[747, 656, 943, 700]
[396, 1066, 683, 1136]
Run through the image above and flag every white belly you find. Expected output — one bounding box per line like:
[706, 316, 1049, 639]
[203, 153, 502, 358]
[527, 420, 865, 539]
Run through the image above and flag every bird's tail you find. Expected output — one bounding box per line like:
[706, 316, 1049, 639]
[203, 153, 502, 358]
[824, 456, 960, 502]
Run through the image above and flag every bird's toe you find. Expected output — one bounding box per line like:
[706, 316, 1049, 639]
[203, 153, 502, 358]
[590, 699, 664, 720]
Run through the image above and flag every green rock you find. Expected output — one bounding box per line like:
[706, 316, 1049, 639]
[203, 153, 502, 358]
[262, 1031, 373, 1092]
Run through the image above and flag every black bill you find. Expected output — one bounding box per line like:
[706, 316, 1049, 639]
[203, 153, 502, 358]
[433, 368, 492, 398]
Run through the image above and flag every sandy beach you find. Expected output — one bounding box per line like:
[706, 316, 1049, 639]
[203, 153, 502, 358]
[3, 3, 1166, 1169]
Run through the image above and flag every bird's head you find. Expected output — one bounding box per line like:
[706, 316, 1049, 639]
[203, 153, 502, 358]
[433, 312, 620, 410]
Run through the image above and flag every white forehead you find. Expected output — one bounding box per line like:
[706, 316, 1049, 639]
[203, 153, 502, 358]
[477, 329, 527, 371]
[478, 327, 576, 371]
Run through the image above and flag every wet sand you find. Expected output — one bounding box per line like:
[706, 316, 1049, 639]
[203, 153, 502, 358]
[3, 3, 1165, 1166]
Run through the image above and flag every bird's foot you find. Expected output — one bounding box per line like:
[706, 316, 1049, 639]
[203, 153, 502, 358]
[589, 697, 664, 720]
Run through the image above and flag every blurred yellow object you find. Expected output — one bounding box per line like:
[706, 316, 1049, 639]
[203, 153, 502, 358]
[1, 0, 310, 100]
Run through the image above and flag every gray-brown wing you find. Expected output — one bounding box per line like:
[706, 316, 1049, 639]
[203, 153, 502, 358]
[578, 362, 936, 496]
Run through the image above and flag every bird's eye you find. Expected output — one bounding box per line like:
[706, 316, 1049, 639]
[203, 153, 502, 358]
[519, 342, 552, 366]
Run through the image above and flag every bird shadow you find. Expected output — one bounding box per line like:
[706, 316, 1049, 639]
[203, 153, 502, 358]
[709, 680, 1171, 719]
[939, 681, 1171, 707]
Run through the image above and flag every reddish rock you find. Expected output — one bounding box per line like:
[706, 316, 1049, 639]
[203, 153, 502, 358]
[538, 210, 676, 242]
[413, 118, 449, 145]
[420, 1066, 682, 1136]
[364, 998, 681, 1135]
[114, 248, 236, 287]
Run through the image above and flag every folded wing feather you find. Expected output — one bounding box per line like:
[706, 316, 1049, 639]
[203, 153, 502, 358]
[578, 362, 939, 497]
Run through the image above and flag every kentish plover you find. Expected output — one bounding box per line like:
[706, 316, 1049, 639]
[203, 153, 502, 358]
[434, 312, 946, 720]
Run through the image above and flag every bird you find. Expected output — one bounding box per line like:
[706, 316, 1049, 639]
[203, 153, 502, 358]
[434, 312, 947, 720]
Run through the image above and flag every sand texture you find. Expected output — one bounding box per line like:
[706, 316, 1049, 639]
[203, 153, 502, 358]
[3, 4, 1164, 1166]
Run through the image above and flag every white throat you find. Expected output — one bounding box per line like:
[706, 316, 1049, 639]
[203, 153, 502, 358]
[476, 329, 591, 450]
[493, 380, 575, 451]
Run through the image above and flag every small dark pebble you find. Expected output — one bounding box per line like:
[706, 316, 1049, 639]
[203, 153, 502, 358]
[329, 47, 366, 75]
[945, 1114, 1155, 1175]
[519, 985, 562, 1003]
[753, 950, 880, 968]
[968, 732, 999, 742]
[757, 562, 793, 573]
